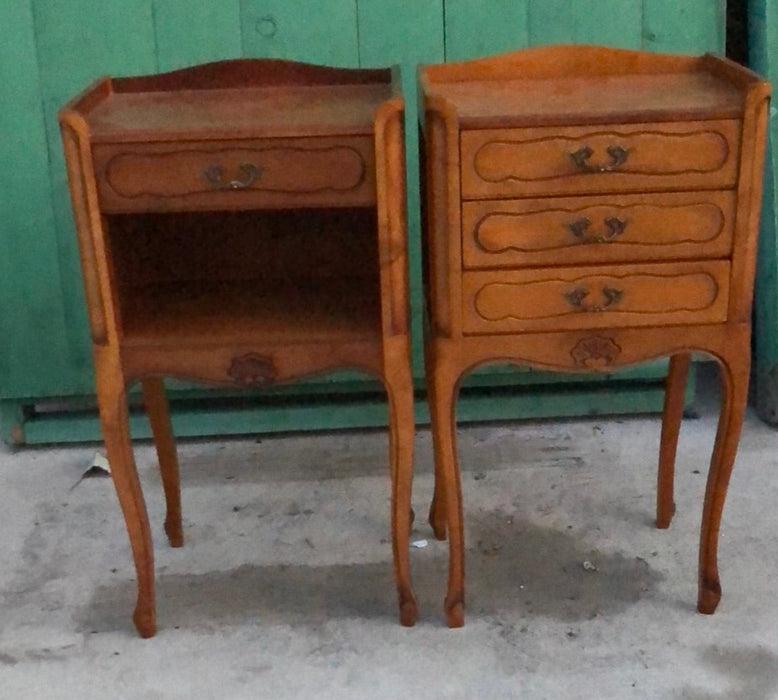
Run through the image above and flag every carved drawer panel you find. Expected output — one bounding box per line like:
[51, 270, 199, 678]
[460, 120, 740, 199]
[462, 190, 736, 269]
[93, 136, 376, 212]
[461, 260, 730, 334]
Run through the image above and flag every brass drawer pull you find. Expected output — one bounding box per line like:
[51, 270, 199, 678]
[203, 163, 262, 189]
[569, 145, 629, 173]
[567, 216, 628, 243]
[565, 285, 624, 312]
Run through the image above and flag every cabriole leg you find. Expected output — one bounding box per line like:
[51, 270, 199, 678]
[425, 341, 448, 541]
[657, 353, 692, 528]
[141, 377, 183, 547]
[429, 363, 465, 628]
[96, 356, 156, 637]
[385, 362, 418, 626]
[698, 348, 749, 614]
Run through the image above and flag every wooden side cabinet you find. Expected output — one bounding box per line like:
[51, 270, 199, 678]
[419, 45, 770, 627]
[59, 60, 418, 636]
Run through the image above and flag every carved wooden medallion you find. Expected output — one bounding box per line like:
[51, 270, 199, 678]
[570, 335, 622, 369]
[227, 353, 277, 387]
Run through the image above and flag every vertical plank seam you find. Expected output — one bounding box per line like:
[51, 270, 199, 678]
[718, 0, 727, 54]
[239, 0, 248, 58]
[355, 0, 362, 67]
[525, 0, 532, 48]
[150, 0, 161, 72]
[28, 0, 74, 329]
[442, 0, 448, 61]
[26, 0, 60, 233]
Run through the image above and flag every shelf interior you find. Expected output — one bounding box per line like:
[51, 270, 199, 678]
[106, 207, 381, 345]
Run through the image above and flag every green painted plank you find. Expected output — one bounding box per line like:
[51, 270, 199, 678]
[0, 1, 84, 398]
[642, 0, 726, 54]
[358, 0, 443, 66]
[153, 0, 242, 70]
[358, 0, 445, 377]
[528, 0, 574, 46]
[32, 0, 157, 107]
[749, 0, 778, 421]
[447, 0, 643, 56]
[462, 359, 670, 388]
[19, 377, 674, 445]
[754, 155, 778, 422]
[240, 0, 358, 66]
[443, 0, 530, 61]
[31, 0, 158, 397]
[24, 395, 393, 444]
[456, 382, 678, 424]
[572, 0, 642, 48]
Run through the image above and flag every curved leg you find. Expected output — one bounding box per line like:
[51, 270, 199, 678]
[385, 363, 418, 626]
[429, 362, 465, 628]
[425, 341, 447, 540]
[698, 348, 750, 614]
[95, 353, 155, 637]
[657, 353, 691, 529]
[141, 377, 183, 547]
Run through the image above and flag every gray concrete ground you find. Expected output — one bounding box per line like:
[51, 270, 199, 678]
[1, 364, 778, 699]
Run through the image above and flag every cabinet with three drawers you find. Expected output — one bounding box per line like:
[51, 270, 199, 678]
[419, 46, 770, 626]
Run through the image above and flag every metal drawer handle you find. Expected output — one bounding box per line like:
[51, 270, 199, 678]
[203, 163, 262, 190]
[565, 286, 624, 312]
[567, 216, 628, 244]
[569, 145, 629, 173]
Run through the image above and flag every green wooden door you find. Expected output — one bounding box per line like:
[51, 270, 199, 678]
[0, 1, 725, 443]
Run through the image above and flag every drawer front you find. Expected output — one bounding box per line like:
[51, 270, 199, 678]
[93, 136, 376, 212]
[462, 261, 729, 334]
[462, 190, 736, 269]
[460, 120, 741, 199]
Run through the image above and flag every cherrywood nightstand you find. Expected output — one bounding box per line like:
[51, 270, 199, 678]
[59, 60, 417, 637]
[418, 45, 770, 627]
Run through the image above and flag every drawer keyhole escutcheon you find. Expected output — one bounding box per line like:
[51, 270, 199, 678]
[567, 216, 628, 243]
[565, 286, 624, 312]
[569, 145, 629, 173]
[203, 163, 263, 190]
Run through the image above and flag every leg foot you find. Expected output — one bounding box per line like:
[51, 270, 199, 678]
[133, 603, 156, 638]
[399, 593, 419, 627]
[656, 502, 676, 531]
[445, 596, 464, 628]
[697, 575, 722, 614]
[428, 500, 447, 541]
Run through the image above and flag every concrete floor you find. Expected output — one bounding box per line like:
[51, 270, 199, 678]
[2, 365, 778, 699]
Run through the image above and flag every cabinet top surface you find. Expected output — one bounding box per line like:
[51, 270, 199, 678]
[423, 72, 745, 127]
[79, 83, 393, 143]
[418, 46, 768, 128]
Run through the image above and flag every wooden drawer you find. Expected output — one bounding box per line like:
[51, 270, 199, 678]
[461, 260, 729, 334]
[93, 136, 376, 212]
[462, 190, 736, 269]
[460, 120, 741, 199]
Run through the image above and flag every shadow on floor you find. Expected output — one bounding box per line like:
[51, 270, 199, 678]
[677, 645, 778, 700]
[78, 510, 664, 634]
